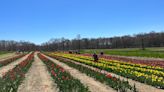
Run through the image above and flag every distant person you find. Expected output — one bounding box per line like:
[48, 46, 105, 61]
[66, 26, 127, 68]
[75, 50, 80, 54]
[68, 51, 72, 54]
[93, 53, 98, 62]
[100, 52, 104, 55]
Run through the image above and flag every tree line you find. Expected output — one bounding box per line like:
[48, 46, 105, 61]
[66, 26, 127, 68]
[0, 31, 164, 51]
[0, 40, 37, 51]
[40, 31, 164, 51]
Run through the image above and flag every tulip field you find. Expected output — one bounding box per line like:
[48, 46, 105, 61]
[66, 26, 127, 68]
[45, 52, 164, 92]
[0, 52, 163, 92]
[81, 54, 164, 68]
[38, 53, 90, 92]
[0, 52, 34, 92]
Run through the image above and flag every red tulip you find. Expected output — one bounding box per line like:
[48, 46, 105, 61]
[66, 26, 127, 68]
[106, 73, 112, 79]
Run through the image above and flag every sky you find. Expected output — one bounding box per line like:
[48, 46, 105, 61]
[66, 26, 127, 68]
[0, 0, 164, 45]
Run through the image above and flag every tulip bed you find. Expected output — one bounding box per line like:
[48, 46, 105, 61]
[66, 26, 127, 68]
[38, 53, 90, 92]
[48, 54, 137, 92]
[0, 53, 34, 92]
[0, 54, 26, 67]
[82, 54, 164, 68]
[74, 55, 164, 76]
[50, 53, 164, 89]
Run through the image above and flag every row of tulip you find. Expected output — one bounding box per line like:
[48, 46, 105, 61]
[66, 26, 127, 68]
[51, 53, 164, 89]
[70, 54, 163, 71]
[71, 55, 164, 77]
[48, 54, 138, 92]
[83, 54, 164, 68]
[0, 53, 34, 92]
[0, 54, 26, 67]
[38, 53, 90, 92]
[62, 54, 164, 77]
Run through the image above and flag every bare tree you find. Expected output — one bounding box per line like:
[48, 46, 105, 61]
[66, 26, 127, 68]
[40, 31, 164, 51]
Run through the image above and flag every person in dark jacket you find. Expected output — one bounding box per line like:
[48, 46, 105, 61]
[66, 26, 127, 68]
[100, 52, 104, 55]
[93, 53, 98, 62]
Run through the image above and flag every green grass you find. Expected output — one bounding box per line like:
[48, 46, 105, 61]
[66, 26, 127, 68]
[0, 51, 12, 56]
[80, 47, 164, 58]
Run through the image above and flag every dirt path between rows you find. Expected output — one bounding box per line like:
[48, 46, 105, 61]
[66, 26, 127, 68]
[0, 53, 30, 77]
[0, 53, 18, 61]
[43, 54, 116, 92]
[54, 56, 164, 92]
[18, 53, 58, 92]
